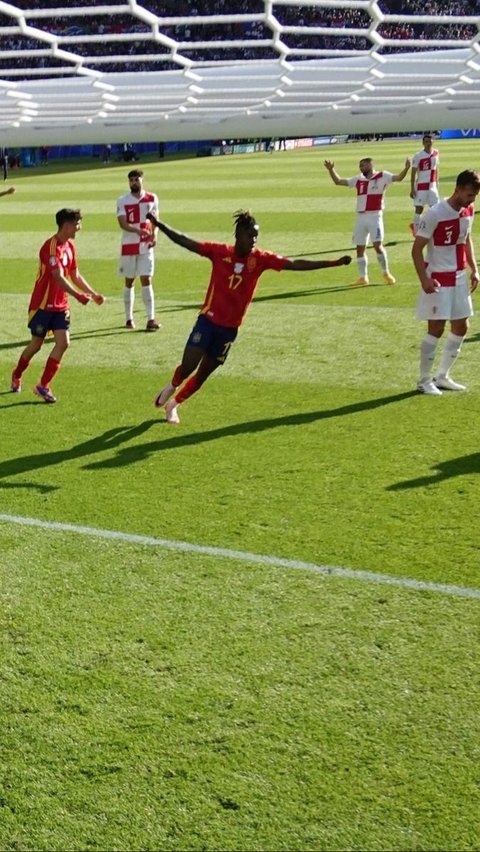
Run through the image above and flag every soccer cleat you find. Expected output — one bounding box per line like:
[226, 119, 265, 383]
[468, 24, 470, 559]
[11, 371, 21, 393]
[125, 319, 135, 329]
[434, 376, 466, 392]
[409, 223, 416, 237]
[416, 379, 442, 396]
[154, 383, 175, 408]
[146, 319, 161, 331]
[33, 384, 57, 403]
[383, 272, 396, 285]
[165, 399, 180, 424]
[353, 277, 369, 286]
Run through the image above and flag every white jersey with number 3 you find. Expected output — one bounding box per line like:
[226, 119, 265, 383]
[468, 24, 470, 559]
[417, 198, 474, 287]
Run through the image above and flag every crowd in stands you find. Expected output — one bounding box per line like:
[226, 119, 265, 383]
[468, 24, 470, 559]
[1, 0, 479, 78]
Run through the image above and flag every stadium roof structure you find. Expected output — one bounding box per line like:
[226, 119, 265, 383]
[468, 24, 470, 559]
[1, 1, 480, 146]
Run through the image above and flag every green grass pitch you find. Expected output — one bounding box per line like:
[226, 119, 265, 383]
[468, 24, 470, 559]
[0, 140, 479, 851]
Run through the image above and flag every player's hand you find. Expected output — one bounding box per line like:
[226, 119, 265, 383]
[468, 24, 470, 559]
[470, 271, 479, 292]
[138, 226, 151, 239]
[324, 160, 334, 171]
[405, 157, 411, 168]
[6, 186, 15, 195]
[421, 276, 440, 294]
[92, 293, 105, 305]
[337, 255, 352, 265]
[409, 190, 415, 199]
[75, 292, 90, 305]
[146, 211, 160, 228]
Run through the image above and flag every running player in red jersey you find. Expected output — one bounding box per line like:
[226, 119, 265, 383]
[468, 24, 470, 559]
[148, 209, 352, 424]
[11, 208, 105, 403]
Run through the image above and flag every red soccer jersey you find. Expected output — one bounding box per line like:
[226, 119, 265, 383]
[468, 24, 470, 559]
[29, 235, 78, 314]
[197, 242, 288, 328]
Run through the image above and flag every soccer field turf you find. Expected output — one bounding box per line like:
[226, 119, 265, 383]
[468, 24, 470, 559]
[0, 140, 479, 851]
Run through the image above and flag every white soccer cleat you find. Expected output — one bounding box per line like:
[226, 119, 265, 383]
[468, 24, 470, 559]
[434, 376, 466, 392]
[416, 379, 442, 396]
[154, 382, 175, 408]
[165, 399, 180, 424]
[352, 277, 369, 286]
[383, 272, 396, 285]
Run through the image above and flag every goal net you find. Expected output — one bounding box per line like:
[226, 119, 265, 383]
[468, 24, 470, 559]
[1, 0, 479, 145]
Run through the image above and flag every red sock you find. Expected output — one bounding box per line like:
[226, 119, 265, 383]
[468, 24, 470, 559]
[175, 375, 201, 404]
[40, 356, 61, 388]
[13, 356, 30, 378]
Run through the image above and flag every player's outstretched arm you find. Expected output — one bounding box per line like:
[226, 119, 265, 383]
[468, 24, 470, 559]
[284, 255, 352, 271]
[323, 160, 348, 186]
[146, 213, 202, 254]
[393, 158, 411, 182]
[0, 186, 16, 198]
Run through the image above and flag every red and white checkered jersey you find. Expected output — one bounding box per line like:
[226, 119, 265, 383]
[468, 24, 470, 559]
[117, 190, 158, 256]
[417, 198, 474, 287]
[412, 148, 439, 191]
[346, 171, 394, 212]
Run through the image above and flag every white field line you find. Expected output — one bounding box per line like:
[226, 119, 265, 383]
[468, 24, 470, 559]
[1, 512, 479, 601]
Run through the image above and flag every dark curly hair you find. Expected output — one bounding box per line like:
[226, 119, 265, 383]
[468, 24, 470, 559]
[233, 209, 258, 237]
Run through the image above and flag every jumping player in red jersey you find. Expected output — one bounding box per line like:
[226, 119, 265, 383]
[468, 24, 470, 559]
[11, 208, 105, 403]
[148, 209, 352, 424]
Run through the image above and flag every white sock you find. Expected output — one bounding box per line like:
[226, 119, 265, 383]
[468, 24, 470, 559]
[124, 286, 134, 321]
[376, 249, 389, 274]
[142, 284, 155, 321]
[357, 256, 368, 278]
[437, 332, 464, 378]
[419, 333, 440, 382]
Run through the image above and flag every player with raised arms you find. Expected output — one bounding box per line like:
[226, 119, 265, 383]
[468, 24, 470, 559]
[324, 155, 410, 286]
[148, 209, 352, 424]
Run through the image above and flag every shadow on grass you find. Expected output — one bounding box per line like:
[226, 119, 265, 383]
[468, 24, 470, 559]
[254, 282, 384, 301]
[286, 240, 399, 258]
[463, 331, 480, 344]
[0, 391, 416, 489]
[387, 451, 480, 491]
[83, 390, 417, 471]
[0, 420, 158, 492]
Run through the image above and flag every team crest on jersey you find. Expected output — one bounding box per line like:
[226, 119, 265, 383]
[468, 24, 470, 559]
[48, 256, 57, 266]
[234, 262, 244, 274]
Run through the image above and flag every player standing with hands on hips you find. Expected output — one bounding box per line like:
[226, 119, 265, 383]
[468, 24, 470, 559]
[409, 133, 440, 237]
[148, 209, 352, 424]
[11, 208, 105, 403]
[324, 156, 410, 286]
[412, 169, 480, 396]
[117, 169, 160, 331]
